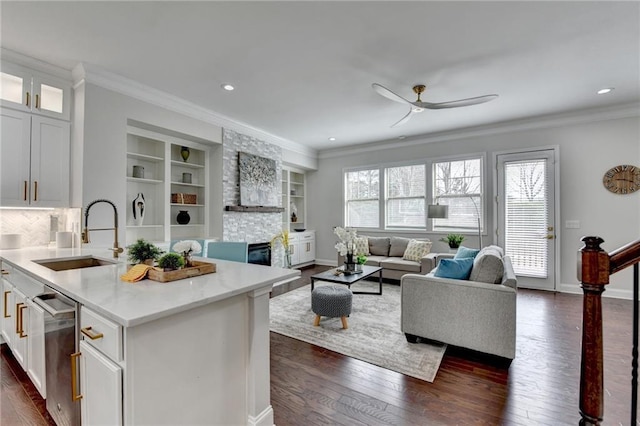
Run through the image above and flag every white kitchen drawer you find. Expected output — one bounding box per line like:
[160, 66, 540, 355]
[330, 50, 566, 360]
[80, 307, 122, 362]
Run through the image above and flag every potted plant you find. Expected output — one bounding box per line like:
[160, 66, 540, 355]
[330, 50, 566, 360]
[355, 254, 367, 272]
[157, 252, 185, 271]
[440, 233, 465, 249]
[127, 239, 163, 265]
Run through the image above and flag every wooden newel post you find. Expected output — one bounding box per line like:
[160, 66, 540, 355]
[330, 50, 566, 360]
[578, 236, 610, 425]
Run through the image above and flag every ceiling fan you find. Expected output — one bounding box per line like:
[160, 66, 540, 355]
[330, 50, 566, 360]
[372, 83, 498, 127]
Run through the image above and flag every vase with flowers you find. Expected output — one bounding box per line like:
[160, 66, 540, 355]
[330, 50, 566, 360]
[172, 240, 202, 267]
[271, 230, 291, 268]
[334, 226, 362, 273]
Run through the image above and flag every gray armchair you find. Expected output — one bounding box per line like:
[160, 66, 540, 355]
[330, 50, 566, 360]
[400, 255, 517, 360]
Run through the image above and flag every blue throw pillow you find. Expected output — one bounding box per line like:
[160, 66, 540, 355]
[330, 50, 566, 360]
[454, 246, 480, 260]
[434, 258, 474, 280]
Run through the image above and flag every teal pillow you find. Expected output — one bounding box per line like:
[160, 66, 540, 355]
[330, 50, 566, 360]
[454, 246, 480, 260]
[434, 258, 474, 280]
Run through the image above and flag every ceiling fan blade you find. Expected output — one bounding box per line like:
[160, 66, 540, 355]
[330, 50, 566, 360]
[416, 94, 498, 110]
[390, 108, 416, 128]
[372, 83, 412, 105]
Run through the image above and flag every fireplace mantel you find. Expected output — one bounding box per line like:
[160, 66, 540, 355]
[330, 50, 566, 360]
[225, 205, 285, 213]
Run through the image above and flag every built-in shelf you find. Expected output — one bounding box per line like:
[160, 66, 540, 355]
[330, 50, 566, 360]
[225, 205, 285, 213]
[127, 152, 164, 162]
[171, 224, 204, 227]
[126, 225, 164, 229]
[127, 177, 163, 184]
[170, 203, 204, 207]
[170, 160, 205, 169]
[170, 181, 205, 188]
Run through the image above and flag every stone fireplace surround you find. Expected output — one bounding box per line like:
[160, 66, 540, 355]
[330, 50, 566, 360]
[222, 129, 286, 267]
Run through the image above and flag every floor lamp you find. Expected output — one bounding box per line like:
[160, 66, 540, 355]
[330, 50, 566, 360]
[469, 197, 482, 249]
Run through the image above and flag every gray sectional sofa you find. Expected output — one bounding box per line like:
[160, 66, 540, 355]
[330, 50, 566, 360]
[400, 245, 517, 360]
[338, 236, 439, 280]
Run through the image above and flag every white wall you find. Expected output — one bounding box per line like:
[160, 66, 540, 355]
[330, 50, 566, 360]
[308, 113, 640, 299]
[74, 82, 222, 247]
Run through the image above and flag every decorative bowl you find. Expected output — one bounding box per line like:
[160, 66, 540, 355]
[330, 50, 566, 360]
[294, 228, 306, 232]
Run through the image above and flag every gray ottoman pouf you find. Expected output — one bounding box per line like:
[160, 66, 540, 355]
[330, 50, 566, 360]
[311, 285, 353, 329]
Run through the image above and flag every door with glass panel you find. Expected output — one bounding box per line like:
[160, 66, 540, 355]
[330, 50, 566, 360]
[497, 150, 556, 290]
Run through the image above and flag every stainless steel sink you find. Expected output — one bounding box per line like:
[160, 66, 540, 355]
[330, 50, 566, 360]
[33, 256, 116, 271]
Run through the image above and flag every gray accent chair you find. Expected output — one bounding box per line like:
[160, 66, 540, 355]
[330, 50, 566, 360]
[400, 251, 517, 360]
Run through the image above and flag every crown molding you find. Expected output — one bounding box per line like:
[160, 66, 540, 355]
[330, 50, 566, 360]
[0, 48, 72, 81]
[318, 102, 640, 159]
[71, 62, 317, 159]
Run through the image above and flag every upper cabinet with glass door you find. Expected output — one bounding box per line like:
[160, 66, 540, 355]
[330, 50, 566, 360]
[0, 62, 71, 120]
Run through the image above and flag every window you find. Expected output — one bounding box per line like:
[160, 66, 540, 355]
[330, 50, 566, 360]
[344, 168, 379, 228]
[385, 164, 425, 228]
[432, 158, 483, 232]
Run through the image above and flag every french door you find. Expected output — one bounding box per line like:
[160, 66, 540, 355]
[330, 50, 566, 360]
[497, 149, 557, 290]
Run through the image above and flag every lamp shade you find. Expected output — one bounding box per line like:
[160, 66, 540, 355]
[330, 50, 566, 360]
[427, 204, 448, 219]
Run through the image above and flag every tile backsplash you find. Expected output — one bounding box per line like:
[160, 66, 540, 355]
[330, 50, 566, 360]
[0, 208, 82, 248]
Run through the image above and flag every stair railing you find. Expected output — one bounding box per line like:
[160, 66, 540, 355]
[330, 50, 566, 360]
[578, 236, 640, 425]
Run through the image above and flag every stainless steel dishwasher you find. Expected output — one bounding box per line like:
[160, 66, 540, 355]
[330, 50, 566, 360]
[33, 290, 81, 426]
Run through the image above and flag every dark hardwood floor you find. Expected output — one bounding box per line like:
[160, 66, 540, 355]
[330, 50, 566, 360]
[2, 265, 636, 425]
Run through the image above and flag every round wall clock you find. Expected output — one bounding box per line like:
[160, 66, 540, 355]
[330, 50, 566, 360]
[602, 164, 640, 194]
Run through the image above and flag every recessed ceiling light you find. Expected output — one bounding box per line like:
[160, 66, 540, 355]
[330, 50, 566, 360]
[597, 87, 614, 95]
[221, 83, 235, 91]
[328, 137, 336, 141]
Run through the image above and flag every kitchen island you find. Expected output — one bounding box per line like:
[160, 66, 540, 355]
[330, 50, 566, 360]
[1, 247, 300, 426]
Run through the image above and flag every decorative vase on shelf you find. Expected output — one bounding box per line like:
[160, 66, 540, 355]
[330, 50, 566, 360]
[132, 193, 145, 226]
[180, 146, 190, 162]
[176, 210, 191, 225]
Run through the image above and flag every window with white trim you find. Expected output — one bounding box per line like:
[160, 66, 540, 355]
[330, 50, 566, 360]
[432, 158, 483, 232]
[344, 168, 379, 228]
[385, 164, 426, 229]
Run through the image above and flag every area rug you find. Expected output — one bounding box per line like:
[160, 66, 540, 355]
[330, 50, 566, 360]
[269, 281, 447, 382]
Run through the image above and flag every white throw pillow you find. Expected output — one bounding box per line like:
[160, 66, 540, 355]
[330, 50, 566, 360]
[403, 240, 432, 262]
[353, 236, 370, 255]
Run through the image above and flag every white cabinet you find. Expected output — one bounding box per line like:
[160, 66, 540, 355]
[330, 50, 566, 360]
[0, 62, 71, 120]
[11, 287, 28, 370]
[79, 340, 123, 426]
[282, 168, 306, 232]
[125, 125, 211, 244]
[1, 263, 47, 396]
[289, 231, 315, 266]
[1, 108, 70, 207]
[26, 298, 46, 398]
[1, 276, 14, 348]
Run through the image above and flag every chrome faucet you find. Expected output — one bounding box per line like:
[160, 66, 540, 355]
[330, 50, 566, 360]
[81, 199, 124, 258]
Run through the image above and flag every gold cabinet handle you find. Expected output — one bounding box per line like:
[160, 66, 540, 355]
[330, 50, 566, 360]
[15, 302, 24, 334]
[35, 94, 40, 109]
[71, 352, 83, 401]
[18, 304, 27, 338]
[80, 326, 104, 340]
[25, 92, 30, 107]
[23, 181, 28, 201]
[33, 181, 38, 202]
[3, 291, 10, 318]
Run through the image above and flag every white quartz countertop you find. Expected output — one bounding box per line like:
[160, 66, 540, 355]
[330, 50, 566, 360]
[0, 247, 300, 327]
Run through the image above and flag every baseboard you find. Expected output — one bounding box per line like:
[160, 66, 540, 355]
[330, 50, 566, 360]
[247, 405, 274, 426]
[558, 282, 633, 300]
[315, 258, 338, 267]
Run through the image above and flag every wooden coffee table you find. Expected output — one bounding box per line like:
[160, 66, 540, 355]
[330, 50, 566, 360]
[310, 265, 383, 295]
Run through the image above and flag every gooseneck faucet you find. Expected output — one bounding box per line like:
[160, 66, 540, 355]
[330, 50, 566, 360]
[81, 199, 124, 258]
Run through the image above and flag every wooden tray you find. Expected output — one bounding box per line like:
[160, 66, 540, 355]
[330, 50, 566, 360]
[147, 260, 216, 283]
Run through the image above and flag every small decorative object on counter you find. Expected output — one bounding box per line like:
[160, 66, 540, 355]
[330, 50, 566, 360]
[180, 146, 190, 162]
[172, 240, 202, 268]
[176, 210, 191, 225]
[132, 192, 145, 226]
[132, 165, 145, 178]
[126, 238, 163, 265]
[182, 172, 192, 184]
[157, 252, 185, 271]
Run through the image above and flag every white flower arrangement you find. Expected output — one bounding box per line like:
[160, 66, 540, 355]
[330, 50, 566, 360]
[334, 226, 358, 256]
[173, 240, 202, 255]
